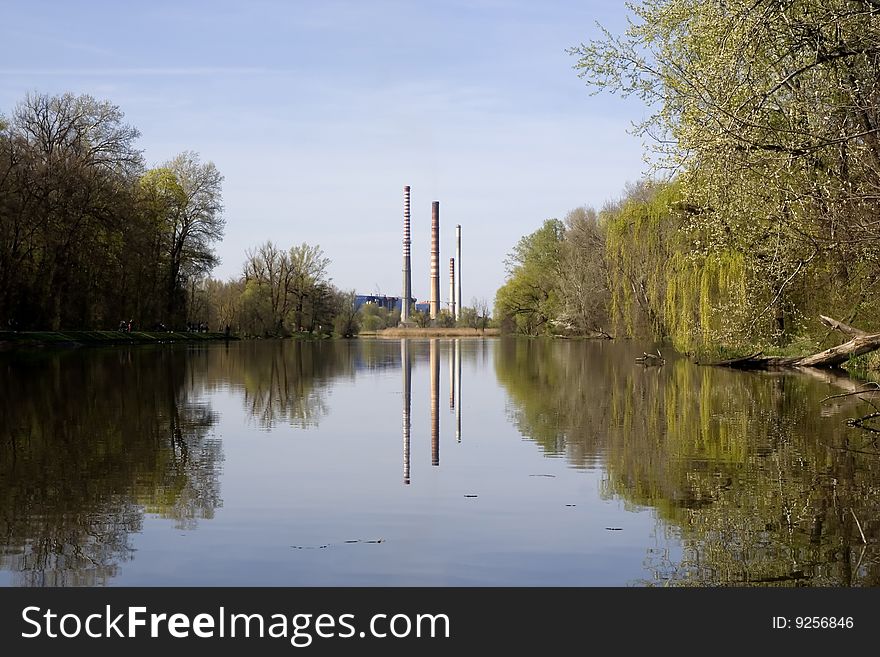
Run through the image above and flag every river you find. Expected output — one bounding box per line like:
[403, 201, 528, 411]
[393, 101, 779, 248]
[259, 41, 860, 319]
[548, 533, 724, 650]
[0, 338, 876, 586]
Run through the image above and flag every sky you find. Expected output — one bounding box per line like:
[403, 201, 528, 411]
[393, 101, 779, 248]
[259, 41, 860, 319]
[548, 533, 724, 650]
[0, 0, 649, 307]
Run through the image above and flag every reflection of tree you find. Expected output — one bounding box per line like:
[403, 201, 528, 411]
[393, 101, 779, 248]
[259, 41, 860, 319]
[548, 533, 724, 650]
[0, 347, 222, 585]
[207, 340, 406, 430]
[495, 338, 880, 586]
[205, 341, 347, 429]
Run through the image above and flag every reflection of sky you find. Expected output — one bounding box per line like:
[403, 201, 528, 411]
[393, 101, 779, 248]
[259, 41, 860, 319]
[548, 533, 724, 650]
[114, 339, 670, 586]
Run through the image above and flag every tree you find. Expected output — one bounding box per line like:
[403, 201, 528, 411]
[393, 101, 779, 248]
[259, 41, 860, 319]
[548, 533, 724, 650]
[288, 242, 330, 332]
[142, 152, 224, 327]
[495, 219, 564, 335]
[569, 0, 880, 344]
[557, 206, 610, 335]
[242, 241, 295, 335]
[332, 288, 360, 337]
[0, 92, 142, 329]
[237, 240, 332, 336]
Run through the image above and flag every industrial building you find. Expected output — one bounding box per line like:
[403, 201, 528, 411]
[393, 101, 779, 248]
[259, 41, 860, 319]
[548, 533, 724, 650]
[353, 295, 428, 314]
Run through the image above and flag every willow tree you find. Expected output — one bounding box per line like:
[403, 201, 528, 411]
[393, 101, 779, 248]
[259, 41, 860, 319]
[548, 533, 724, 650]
[570, 0, 880, 343]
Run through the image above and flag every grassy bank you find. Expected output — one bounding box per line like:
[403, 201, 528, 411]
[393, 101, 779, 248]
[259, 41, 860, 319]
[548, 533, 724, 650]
[0, 330, 237, 350]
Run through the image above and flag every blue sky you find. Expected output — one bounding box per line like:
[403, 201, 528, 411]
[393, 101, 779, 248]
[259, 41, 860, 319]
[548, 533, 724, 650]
[1, 1, 648, 306]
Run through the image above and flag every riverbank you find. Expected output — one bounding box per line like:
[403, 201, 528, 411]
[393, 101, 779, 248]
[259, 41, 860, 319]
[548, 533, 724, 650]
[365, 327, 500, 338]
[0, 330, 237, 351]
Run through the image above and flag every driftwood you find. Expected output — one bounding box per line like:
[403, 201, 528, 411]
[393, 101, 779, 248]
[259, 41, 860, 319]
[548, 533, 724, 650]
[636, 349, 665, 365]
[714, 316, 880, 370]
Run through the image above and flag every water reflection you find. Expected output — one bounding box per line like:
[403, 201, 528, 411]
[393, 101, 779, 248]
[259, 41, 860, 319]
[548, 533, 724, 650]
[430, 339, 440, 467]
[455, 338, 462, 442]
[0, 347, 222, 586]
[401, 339, 411, 485]
[495, 337, 880, 586]
[3, 337, 878, 586]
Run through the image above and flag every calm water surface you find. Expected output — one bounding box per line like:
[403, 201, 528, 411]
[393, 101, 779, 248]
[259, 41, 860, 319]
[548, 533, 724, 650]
[1, 338, 877, 586]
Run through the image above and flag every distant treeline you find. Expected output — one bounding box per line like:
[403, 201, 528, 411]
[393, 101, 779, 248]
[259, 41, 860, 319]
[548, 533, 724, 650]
[498, 1, 880, 358]
[0, 92, 491, 338]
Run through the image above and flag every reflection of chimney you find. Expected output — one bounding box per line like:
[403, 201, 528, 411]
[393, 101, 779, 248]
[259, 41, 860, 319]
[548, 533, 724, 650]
[455, 225, 461, 322]
[402, 339, 411, 485]
[449, 337, 455, 411]
[429, 201, 440, 320]
[455, 338, 461, 442]
[401, 186, 412, 324]
[449, 258, 455, 321]
[430, 338, 439, 466]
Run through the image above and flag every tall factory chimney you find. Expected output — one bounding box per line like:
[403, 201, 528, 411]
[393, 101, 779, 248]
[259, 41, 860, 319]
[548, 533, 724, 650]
[401, 186, 412, 324]
[449, 258, 456, 320]
[455, 225, 462, 322]
[429, 201, 440, 320]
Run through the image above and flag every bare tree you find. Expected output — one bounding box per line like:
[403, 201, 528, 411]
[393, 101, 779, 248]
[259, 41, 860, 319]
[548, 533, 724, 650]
[558, 206, 610, 336]
[289, 242, 330, 332]
[243, 241, 295, 335]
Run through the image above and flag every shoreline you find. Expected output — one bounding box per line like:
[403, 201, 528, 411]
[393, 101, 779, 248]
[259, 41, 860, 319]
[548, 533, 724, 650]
[0, 330, 238, 351]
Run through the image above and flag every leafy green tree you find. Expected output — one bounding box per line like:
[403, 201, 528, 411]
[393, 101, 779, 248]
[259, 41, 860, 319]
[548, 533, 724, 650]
[495, 219, 564, 335]
[569, 0, 880, 345]
[141, 152, 224, 327]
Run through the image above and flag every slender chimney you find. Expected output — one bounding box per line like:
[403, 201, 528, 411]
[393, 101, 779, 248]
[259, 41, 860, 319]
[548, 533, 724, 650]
[449, 258, 455, 321]
[455, 225, 461, 322]
[401, 186, 412, 324]
[449, 337, 455, 411]
[429, 201, 440, 320]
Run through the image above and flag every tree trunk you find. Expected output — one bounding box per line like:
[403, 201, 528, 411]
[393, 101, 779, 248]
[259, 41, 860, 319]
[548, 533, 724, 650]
[713, 316, 880, 370]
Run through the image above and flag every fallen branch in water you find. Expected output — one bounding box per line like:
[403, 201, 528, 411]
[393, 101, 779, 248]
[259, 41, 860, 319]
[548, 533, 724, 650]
[636, 349, 665, 365]
[713, 316, 880, 370]
[820, 382, 880, 404]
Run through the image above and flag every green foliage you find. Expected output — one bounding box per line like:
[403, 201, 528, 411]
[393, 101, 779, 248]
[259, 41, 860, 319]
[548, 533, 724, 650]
[495, 219, 564, 335]
[495, 338, 880, 585]
[566, 0, 880, 352]
[0, 92, 223, 331]
[357, 303, 400, 332]
[435, 310, 455, 328]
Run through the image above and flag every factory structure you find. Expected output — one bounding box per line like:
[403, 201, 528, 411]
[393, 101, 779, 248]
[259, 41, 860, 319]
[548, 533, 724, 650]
[355, 185, 461, 325]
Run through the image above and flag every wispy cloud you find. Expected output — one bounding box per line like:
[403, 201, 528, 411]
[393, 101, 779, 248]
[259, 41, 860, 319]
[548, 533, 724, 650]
[0, 67, 270, 77]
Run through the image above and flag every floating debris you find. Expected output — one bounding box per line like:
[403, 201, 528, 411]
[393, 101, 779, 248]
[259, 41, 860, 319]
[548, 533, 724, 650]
[292, 538, 384, 549]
